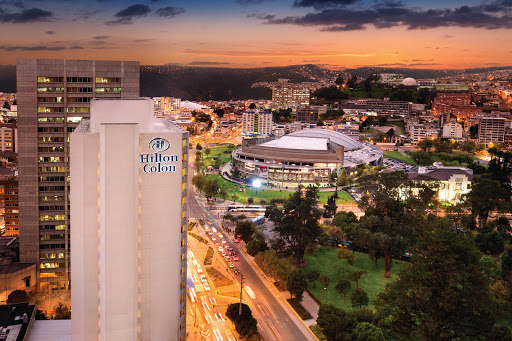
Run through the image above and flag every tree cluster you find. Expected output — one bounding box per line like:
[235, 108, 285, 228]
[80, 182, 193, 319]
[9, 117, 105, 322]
[226, 303, 260, 340]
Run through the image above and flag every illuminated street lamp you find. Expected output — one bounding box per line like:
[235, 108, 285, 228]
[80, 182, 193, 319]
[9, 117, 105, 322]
[252, 179, 262, 195]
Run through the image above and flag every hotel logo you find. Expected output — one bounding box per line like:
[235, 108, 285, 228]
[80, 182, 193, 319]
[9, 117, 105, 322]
[149, 138, 170, 152]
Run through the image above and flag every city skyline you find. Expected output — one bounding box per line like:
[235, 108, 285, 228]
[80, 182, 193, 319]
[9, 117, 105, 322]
[0, 0, 511, 69]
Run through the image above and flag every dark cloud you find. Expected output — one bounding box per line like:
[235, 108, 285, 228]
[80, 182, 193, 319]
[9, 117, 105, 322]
[72, 9, 100, 22]
[0, 8, 53, 23]
[294, 0, 360, 10]
[115, 4, 151, 17]
[133, 39, 154, 42]
[236, 0, 272, 4]
[0, 0, 24, 9]
[45, 30, 55, 35]
[0, 44, 82, 51]
[155, 6, 185, 17]
[247, 12, 275, 20]
[93, 36, 110, 40]
[188, 61, 230, 65]
[261, 2, 512, 31]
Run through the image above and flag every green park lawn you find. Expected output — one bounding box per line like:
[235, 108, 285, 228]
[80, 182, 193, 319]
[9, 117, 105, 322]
[303, 246, 408, 311]
[202, 145, 237, 167]
[205, 174, 355, 205]
[384, 150, 418, 165]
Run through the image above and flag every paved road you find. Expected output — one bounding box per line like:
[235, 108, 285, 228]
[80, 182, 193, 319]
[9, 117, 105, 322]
[189, 195, 317, 341]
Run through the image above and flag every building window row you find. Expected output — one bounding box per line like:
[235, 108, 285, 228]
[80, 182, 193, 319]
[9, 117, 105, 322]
[39, 156, 65, 163]
[39, 176, 66, 182]
[39, 214, 66, 221]
[40, 234, 65, 241]
[38, 136, 65, 143]
[38, 77, 64, 83]
[95, 87, 121, 93]
[67, 87, 93, 93]
[39, 166, 67, 172]
[67, 107, 90, 113]
[38, 97, 64, 103]
[40, 196, 66, 202]
[40, 224, 66, 230]
[38, 127, 64, 133]
[39, 185, 66, 192]
[40, 244, 66, 250]
[38, 87, 64, 93]
[38, 147, 64, 153]
[39, 205, 66, 211]
[67, 97, 91, 103]
[95, 77, 120, 83]
[38, 107, 64, 113]
[40, 262, 65, 269]
[40, 253, 65, 259]
[66, 77, 93, 83]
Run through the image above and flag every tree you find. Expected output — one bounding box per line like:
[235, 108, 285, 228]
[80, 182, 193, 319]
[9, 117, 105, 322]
[346, 75, 358, 89]
[348, 270, 366, 288]
[7, 290, 30, 304]
[235, 221, 256, 243]
[54, 303, 71, 319]
[502, 249, 512, 280]
[355, 172, 431, 278]
[226, 303, 259, 338]
[490, 323, 512, 341]
[204, 148, 211, 156]
[352, 322, 385, 341]
[192, 174, 206, 192]
[337, 247, 356, 265]
[313, 86, 348, 101]
[332, 211, 358, 229]
[286, 269, 308, 301]
[467, 175, 507, 226]
[337, 169, 349, 187]
[306, 269, 321, 283]
[254, 250, 295, 283]
[2, 101, 9, 109]
[323, 195, 337, 218]
[335, 278, 351, 303]
[265, 185, 322, 262]
[335, 74, 344, 86]
[351, 288, 369, 308]
[249, 103, 256, 109]
[476, 230, 505, 255]
[317, 304, 357, 341]
[247, 197, 254, 204]
[247, 239, 268, 256]
[196, 143, 203, 151]
[319, 274, 330, 288]
[214, 108, 225, 118]
[203, 177, 220, 200]
[376, 228, 496, 340]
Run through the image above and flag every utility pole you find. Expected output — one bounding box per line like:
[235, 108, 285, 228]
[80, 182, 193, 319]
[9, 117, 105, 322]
[239, 274, 244, 317]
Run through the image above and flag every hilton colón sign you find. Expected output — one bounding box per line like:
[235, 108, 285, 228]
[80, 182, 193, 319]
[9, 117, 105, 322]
[140, 138, 179, 173]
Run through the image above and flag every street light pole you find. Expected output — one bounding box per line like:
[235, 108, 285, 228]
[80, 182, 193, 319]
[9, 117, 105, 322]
[239, 274, 244, 317]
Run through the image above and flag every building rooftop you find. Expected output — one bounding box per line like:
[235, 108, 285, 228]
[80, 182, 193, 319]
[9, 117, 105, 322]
[0, 303, 36, 341]
[26, 320, 70, 341]
[260, 136, 328, 150]
[288, 128, 363, 150]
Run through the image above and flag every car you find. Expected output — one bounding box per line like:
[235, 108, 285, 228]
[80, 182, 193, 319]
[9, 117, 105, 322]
[197, 268, 203, 274]
[199, 218, 205, 225]
[233, 256, 239, 261]
[221, 240, 227, 244]
[224, 256, 231, 262]
[228, 262, 235, 268]
[200, 275, 207, 283]
[234, 268, 240, 275]
[228, 247, 234, 252]
[211, 227, 217, 233]
[218, 247, 224, 252]
[234, 238, 240, 243]
[203, 283, 210, 291]
[217, 233, 224, 239]
[221, 251, 227, 256]
[211, 237, 217, 241]
[230, 250, 236, 256]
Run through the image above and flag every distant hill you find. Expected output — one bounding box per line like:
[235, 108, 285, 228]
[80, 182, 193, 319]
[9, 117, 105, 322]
[139, 64, 335, 100]
[0, 64, 511, 100]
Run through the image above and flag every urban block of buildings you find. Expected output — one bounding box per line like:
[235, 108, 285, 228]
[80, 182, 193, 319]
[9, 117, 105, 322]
[242, 110, 273, 136]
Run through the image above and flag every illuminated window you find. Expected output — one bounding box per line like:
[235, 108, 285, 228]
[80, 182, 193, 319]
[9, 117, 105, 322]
[182, 139, 187, 147]
[182, 168, 187, 177]
[182, 182, 186, 191]
[181, 211, 186, 219]
[181, 196, 186, 205]
[182, 154, 187, 162]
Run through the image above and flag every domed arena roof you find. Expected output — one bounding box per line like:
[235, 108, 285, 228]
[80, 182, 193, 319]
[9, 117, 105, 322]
[288, 129, 363, 150]
[401, 77, 417, 86]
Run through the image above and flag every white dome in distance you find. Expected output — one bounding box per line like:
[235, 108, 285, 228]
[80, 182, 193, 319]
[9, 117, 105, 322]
[401, 77, 417, 86]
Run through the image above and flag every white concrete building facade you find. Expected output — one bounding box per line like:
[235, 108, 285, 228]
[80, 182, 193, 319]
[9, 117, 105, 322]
[442, 122, 463, 139]
[70, 99, 188, 341]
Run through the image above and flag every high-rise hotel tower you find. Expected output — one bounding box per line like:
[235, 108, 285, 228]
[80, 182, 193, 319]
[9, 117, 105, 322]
[17, 59, 139, 289]
[70, 99, 188, 340]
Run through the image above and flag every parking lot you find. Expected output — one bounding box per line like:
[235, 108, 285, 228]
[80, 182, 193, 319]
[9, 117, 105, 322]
[383, 157, 418, 173]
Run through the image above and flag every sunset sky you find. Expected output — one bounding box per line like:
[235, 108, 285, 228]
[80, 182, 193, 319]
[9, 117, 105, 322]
[0, 0, 511, 69]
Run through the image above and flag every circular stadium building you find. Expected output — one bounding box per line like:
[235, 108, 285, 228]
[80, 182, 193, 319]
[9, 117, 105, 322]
[232, 129, 384, 187]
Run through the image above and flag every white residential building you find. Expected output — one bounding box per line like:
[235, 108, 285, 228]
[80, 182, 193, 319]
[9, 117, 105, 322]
[70, 99, 188, 341]
[242, 110, 273, 135]
[442, 122, 463, 139]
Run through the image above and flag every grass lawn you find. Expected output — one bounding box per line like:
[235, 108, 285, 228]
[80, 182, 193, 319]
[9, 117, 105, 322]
[303, 246, 408, 311]
[202, 145, 237, 167]
[205, 267, 233, 287]
[385, 121, 406, 134]
[206, 174, 355, 205]
[384, 150, 418, 165]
